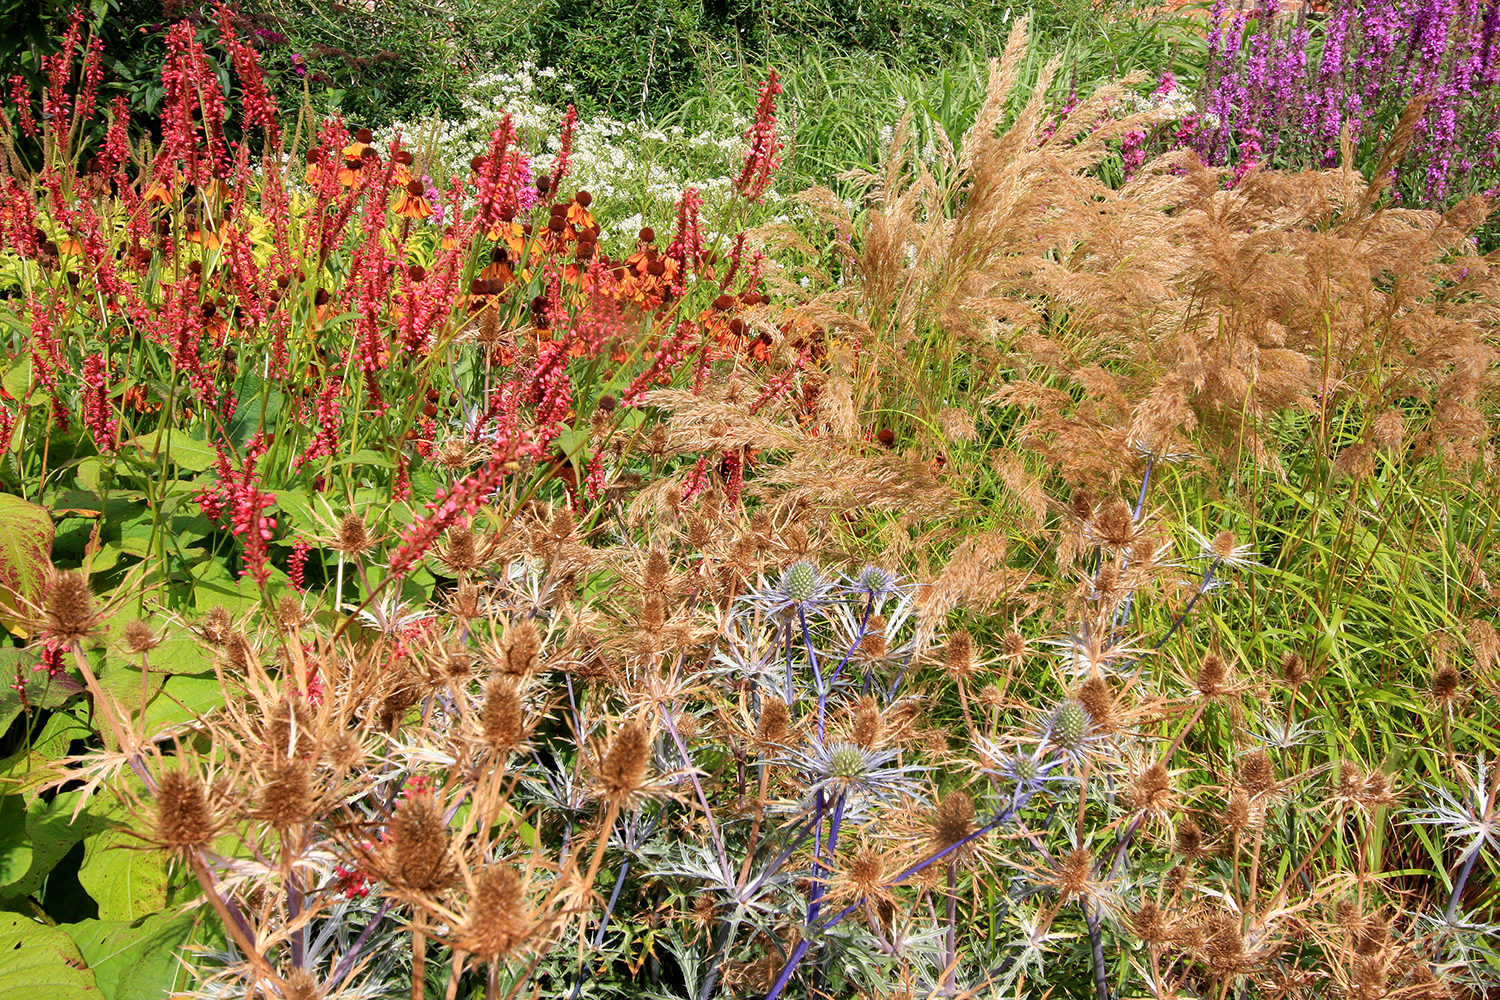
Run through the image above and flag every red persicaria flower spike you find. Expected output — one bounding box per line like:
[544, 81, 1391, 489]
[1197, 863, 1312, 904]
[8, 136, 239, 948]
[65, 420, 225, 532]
[287, 541, 312, 593]
[215, 3, 279, 142]
[80, 354, 119, 452]
[735, 68, 784, 202]
[553, 104, 577, 188]
[8, 75, 39, 138]
[666, 186, 705, 294]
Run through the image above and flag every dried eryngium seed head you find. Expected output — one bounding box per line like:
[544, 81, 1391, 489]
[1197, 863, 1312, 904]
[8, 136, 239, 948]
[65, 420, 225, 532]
[482, 678, 525, 753]
[598, 720, 651, 805]
[1091, 498, 1136, 550]
[275, 595, 309, 629]
[501, 619, 542, 676]
[155, 770, 214, 853]
[850, 697, 881, 748]
[943, 630, 975, 679]
[43, 571, 99, 645]
[449, 578, 482, 620]
[337, 513, 374, 556]
[858, 615, 889, 661]
[1077, 675, 1115, 733]
[1175, 819, 1207, 860]
[281, 969, 324, 1000]
[1131, 762, 1172, 814]
[256, 759, 314, 829]
[462, 865, 531, 959]
[1223, 789, 1255, 832]
[123, 619, 162, 654]
[1196, 653, 1228, 698]
[930, 791, 974, 851]
[1238, 751, 1275, 795]
[1131, 900, 1171, 944]
[644, 548, 669, 593]
[199, 605, 233, 646]
[1052, 848, 1093, 897]
[758, 699, 790, 747]
[439, 524, 480, 571]
[1281, 650, 1308, 687]
[1000, 629, 1027, 662]
[385, 788, 455, 891]
[1430, 663, 1460, 705]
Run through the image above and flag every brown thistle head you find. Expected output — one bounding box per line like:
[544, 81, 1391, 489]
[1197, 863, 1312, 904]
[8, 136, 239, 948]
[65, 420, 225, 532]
[154, 769, 216, 855]
[1281, 650, 1309, 687]
[1196, 653, 1229, 698]
[1430, 662, 1460, 708]
[336, 512, 375, 557]
[500, 618, 542, 677]
[597, 720, 652, 806]
[1130, 900, 1172, 945]
[757, 698, 790, 748]
[1238, 750, 1275, 796]
[1051, 848, 1093, 898]
[930, 791, 974, 852]
[255, 758, 315, 829]
[850, 696, 882, 749]
[123, 619, 162, 654]
[42, 571, 101, 646]
[943, 630, 976, 680]
[1077, 674, 1115, 733]
[383, 786, 455, 892]
[1131, 761, 1173, 815]
[461, 865, 533, 960]
[1175, 818, 1209, 861]
[482, 677, 526, 753]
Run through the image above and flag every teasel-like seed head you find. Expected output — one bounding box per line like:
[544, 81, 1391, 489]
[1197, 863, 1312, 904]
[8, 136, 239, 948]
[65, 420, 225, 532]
[757, 699, 790, 748]
[336, 512, 374, 557]
[1130, 900, 1172, 945]
[1359, 767, 1397, 811]
[1091, 498, 1136, 550]
[482, 677, 525, 753]
[461, 865, 532, 960]
[449, 578, 483, 620]
[264, 694, 318, 762]
[123, 619, 162, 654]
[385, 787, 455, 891]
[1052, 848, 1093, 898]
[199, 605, 233, 646]
[438, 523, 480, 572]
[256, 758, 314, 829]
[1355, 912, 1389, 956]
[857, 615, 888, 662]
[978, 682, 1005, 711]
[644, 548, 669, 593]
[224, 630, 255, 671]
[1069, 487, 1095, 525]
[783, 524, 811, 556]
[1238, 750, 1275, 796]
[1077, 674, 1115, 733]
[41, 571, 100, 646]
[325, 729, 367, 773]
[999, 629, 1027, 664]
[597, 719, 652, 806]
[638, 593, 665, 634]
[943, 630, 976, 680]
[1175, 819, 1208, 860]
[275, 595, 310, 630]
[154, 769, 215, 855]
[1353, 954, 1388, 997]
[281, 969, 323, 1000]
[1281, 650, 1308, 687]
[701, 488, 723, 522]
[850, 697, 881, 749]
[686, 515, 711, 549]
[1196, 653, 1228, 698]
[930, 791, 974, 852]
[549, 506, 575, 545]
[1131, 761, 1173, 815]
[501, 618, 542, 677]
[1203, 912, 1245, 972]
[1089, 561, 1127, 607]
[1222, 789, 1255, 832]
[1430, 663, 1460, 707]
[691, 893, 718, 930]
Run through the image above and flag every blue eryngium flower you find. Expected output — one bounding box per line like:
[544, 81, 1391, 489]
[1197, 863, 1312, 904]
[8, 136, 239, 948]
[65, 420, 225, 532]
[785, 738, 926, 805]
[743, 560, 838, 618]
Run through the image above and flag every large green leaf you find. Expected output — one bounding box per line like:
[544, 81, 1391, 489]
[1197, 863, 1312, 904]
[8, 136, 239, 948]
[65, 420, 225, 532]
[140, 673, 225, 734]
[0, 795, 31, 886]
[0, 790, 118, 903]
[77, 827, 168, 922]
[118, 429, 217, 473]
[0, 713, 93, 801]
[0, 494, 55, 639]
[0, 912, 98, 1000]
[66, 911, 198, 1000]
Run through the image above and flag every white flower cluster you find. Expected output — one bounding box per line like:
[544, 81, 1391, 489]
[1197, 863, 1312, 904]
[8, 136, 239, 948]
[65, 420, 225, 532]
[375, 61, 793, 241]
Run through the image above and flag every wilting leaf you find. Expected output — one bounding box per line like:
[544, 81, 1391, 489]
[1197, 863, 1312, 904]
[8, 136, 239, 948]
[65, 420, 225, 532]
[0, 493, 54, 638]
